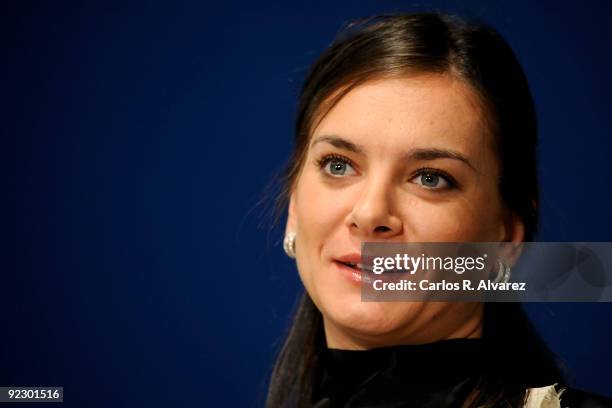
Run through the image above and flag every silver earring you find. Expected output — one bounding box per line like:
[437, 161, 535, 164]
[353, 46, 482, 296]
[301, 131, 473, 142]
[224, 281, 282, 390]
[493, 259, 511, 283]
[283, 232, 296, 259]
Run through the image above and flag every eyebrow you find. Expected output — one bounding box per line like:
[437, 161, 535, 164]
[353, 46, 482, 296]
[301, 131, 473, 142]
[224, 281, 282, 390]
[407, 148, 476, 171]
[310, 135, 476, 171]
[310, 135, 365, 154]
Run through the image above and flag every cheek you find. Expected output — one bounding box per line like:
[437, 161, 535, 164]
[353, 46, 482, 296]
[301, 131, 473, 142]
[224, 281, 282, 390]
[293, 174, 351, 292]
[295, 175, 347, 244]
[403, 191, 504, 241]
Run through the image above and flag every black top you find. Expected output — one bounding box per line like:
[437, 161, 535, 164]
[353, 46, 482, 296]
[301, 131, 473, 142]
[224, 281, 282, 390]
[312, 338, 612, 408]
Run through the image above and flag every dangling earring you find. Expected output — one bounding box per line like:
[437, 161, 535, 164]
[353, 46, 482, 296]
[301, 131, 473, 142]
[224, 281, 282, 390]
[283, 232, 297, 259]
[493, 259, 511, 283]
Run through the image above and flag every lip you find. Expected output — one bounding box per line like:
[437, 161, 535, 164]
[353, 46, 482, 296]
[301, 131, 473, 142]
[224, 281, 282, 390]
[333, 253, 375, 286]
[333, 261, 374, 286]
[335, 253, 361, 264]
[333, 252, 410, 287]
[334, 254, 375, 271]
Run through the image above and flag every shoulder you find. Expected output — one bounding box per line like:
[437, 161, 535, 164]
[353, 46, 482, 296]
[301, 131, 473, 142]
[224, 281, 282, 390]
[526, 384, 612, 408]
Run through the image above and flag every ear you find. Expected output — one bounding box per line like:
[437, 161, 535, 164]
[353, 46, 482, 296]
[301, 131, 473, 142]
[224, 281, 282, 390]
[285, 190, 298, 236]
[499, 209, 525, 267]
[504, 209, 525, 243]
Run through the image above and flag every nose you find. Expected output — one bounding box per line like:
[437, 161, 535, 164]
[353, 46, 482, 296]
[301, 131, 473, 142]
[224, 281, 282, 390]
[345, 178, 403, 239]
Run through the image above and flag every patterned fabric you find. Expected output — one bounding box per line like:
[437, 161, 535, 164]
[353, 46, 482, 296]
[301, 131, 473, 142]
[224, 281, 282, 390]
[525, 384, 564, 408]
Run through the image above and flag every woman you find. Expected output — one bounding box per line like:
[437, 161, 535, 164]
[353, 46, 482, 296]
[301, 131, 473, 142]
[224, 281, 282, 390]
[267, 13, 611, 408]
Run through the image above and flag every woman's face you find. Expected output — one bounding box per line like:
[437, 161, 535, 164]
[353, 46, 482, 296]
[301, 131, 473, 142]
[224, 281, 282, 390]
[286, 74, 524, 349]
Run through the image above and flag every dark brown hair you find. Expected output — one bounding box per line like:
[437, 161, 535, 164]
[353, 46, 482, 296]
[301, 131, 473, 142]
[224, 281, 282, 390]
[267, 12, 562, 408]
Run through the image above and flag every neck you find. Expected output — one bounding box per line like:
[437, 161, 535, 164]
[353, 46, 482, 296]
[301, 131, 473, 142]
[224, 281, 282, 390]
[323, 302, 484, 350]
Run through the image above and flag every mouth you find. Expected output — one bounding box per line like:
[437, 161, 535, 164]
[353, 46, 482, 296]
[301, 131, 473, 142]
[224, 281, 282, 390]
[335, 260, 375, 273]
[334, 260, 374, 285]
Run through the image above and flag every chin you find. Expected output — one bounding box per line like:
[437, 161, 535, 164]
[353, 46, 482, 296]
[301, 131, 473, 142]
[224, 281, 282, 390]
[320, 292, 421, 340]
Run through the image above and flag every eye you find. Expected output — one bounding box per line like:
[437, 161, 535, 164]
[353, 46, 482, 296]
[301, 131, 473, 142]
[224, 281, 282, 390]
[317, 154, 357, 177]
[410, 169, 455, 190]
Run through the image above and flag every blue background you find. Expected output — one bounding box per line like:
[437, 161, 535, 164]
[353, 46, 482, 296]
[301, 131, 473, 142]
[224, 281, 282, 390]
[8, 1, 612, 406]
